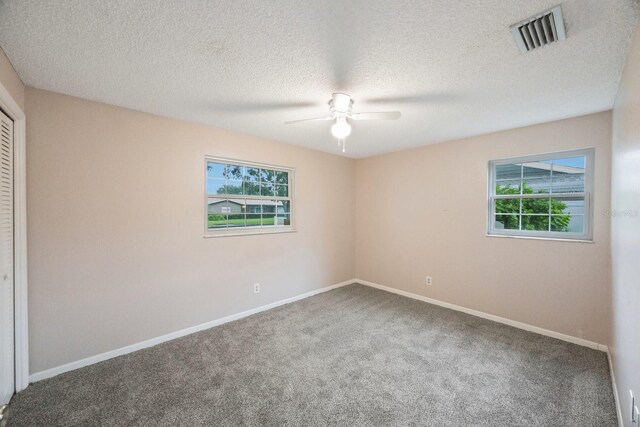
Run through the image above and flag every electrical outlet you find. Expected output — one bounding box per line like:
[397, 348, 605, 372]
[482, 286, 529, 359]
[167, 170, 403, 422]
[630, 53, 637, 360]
[253, 283, 260, 294]
[426, 276, 433, 286]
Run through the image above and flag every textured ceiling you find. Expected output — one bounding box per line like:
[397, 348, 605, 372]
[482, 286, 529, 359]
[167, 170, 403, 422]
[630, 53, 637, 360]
[0, 0, 638, 158]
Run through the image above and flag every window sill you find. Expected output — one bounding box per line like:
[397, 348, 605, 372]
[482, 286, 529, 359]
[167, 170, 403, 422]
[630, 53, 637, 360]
[486, 233, 594, 243]
[204, 227, 296, 238]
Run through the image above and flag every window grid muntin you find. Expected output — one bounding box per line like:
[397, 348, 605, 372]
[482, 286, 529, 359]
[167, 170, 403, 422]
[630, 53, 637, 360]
[492, 195, 586, 233]
[488, 149, 593, 240]
[205, 157, 294, 234]
[207, 197, 292, 230]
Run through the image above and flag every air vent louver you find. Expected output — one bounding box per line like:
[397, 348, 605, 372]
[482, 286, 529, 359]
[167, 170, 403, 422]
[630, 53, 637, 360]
[510, 6, 566, 54]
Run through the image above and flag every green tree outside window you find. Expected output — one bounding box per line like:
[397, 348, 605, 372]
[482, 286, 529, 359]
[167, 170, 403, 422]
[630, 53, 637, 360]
[496, 183, 571, 232]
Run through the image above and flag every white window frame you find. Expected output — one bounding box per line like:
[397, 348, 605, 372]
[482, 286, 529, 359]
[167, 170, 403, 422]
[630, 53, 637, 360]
[487, 148, 595, 242]
[204, 156, 295, 237]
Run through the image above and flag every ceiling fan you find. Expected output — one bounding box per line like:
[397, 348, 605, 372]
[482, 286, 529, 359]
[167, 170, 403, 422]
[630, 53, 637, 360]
[285, 93, 401, 152]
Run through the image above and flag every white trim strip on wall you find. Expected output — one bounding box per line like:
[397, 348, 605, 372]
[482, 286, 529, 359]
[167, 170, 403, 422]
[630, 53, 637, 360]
[355, 279, 608, 352]
[30, 278, 609, 384]
[29, 279, 354, 383]
[607, 351, 623, 426]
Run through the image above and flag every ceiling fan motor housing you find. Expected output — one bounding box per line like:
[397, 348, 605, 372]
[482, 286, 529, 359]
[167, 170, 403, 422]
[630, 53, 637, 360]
[329, 93, 353, 116]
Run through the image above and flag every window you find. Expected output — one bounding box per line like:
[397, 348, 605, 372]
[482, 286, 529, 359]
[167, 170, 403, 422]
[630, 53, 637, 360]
[488, 149, 594, 241]
[205, 157, 294, 236]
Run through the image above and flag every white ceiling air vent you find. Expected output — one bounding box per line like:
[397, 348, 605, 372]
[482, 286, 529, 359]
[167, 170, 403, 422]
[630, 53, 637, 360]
[510, 6, 566, 54]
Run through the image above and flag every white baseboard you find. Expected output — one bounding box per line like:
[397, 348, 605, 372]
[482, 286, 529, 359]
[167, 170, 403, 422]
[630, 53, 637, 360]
[607, 350, 623, 426]
[29, 278, 609, 385]
[354, 279, 608, 352]
[29, 279, 354, 383]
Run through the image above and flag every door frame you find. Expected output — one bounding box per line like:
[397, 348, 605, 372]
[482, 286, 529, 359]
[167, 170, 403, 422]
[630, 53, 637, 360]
[0, 81, 28, 393]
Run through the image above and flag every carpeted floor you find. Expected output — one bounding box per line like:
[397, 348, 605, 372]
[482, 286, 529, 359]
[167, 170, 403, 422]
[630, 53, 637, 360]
[6, 284, 617, 426]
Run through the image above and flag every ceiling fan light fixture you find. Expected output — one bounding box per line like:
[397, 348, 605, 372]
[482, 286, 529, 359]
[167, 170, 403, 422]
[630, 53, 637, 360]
[285, 93, 400, 152]
[331, 117, 351, 139]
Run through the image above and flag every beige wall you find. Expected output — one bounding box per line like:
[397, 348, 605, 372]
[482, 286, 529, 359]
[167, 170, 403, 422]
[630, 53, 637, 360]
[0, 46, 24, 111]
[25, 88, 355, 373]
[611, 21, 640, 427]
[355, 112, 612, 345]
[20, 80, 621, 377]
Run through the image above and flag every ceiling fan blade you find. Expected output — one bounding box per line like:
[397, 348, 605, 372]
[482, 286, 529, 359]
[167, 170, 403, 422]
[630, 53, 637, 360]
[284, 116, 334, 124]
[349, 111, 401, 120]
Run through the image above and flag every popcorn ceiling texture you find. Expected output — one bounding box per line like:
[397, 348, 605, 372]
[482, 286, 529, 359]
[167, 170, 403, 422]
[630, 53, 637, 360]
[0, 0, 637, 158]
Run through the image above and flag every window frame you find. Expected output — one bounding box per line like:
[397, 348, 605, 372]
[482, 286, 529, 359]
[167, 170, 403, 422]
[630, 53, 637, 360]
[487, 148, 595, 242]
[204, 156, 295, 238]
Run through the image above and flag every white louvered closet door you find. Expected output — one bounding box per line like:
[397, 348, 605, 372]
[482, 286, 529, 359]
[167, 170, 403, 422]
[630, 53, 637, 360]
[0, 109, 13, 406]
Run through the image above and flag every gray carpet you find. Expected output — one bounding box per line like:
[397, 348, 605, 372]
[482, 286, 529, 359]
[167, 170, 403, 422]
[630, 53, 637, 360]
[6, 284, 616, 426]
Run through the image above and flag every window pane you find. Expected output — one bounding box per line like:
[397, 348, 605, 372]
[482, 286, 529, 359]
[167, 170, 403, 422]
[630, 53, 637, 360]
[225, 164, 244, 181]
[553, 156, 585, 169]
[552, 172, 585, 193]
[275, 171, 288, 184]
[494, 214, 519, 230]
[261, 213, 275, 226]
[489, 151, 591, 239]
[261, 181, 275, 196]
[207, 178, 226, 195]
[207, 198, 228, 228]
[522, 161, 551, 194]
[225, 180, 243, 195]
[268, 199, 288, 215]
[521, 215, 549, 231]
[550, 196, 584, 233]
[233, 199, 247, 214]
[205, 160, 294, 234]
[244, 181, 260, 196]
[207, 162, 225, 179]
[495, 162, 521, 195]
[262, 201, 277, 214]
[551, 156, 585, 193]
[208, 214, 227, 228]
[246, 214, 261, 227]
[552, 197, 584, 215]
[568, 215, 584, 233]
[495, 180, 521, 194]
[496, 163, 522, 181]
[495, 198, 520, 214]
[260, 169, 275, 183]
[279, 200, 291, 214]
[521, 198, 550, 215]
[551, 214, 584, 233]
[276, 184, 288, 197]
[244, 167, 260, 182]
[245, 200, 262, 214]
[275, 214, 290, 227]
[207, 198, 227, 213]
[227, 214, 245, 228]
